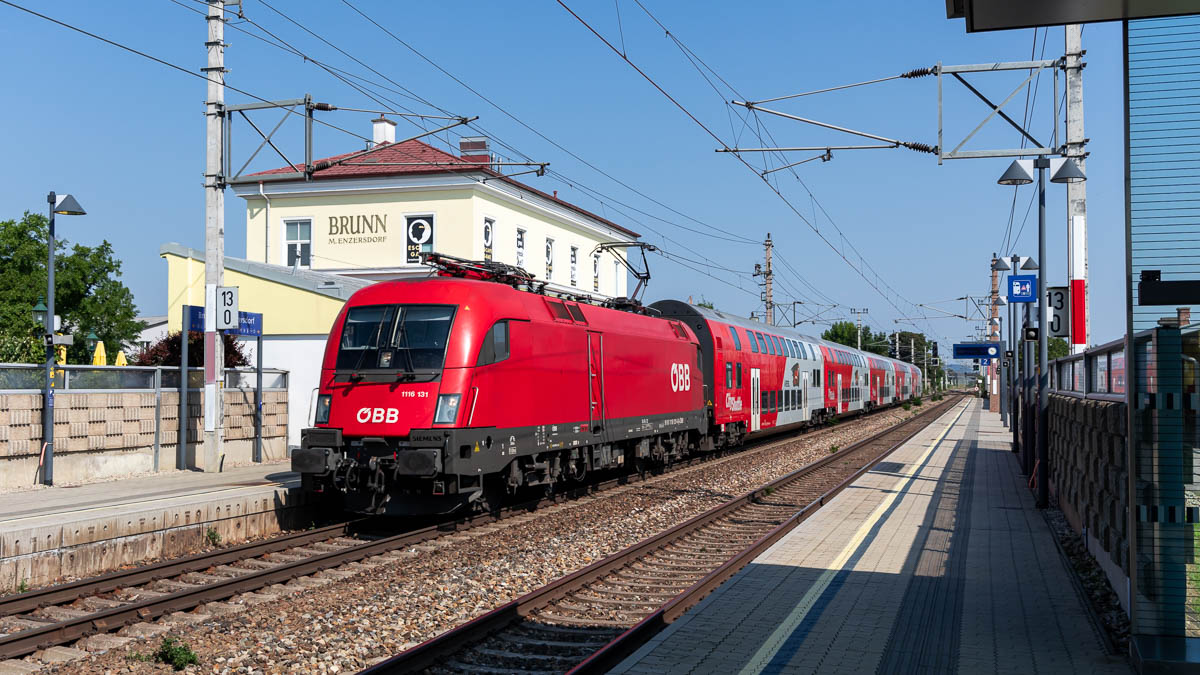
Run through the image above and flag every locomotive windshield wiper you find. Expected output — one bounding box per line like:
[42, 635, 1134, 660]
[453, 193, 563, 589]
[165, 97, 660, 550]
[350, 307, 392, 380]
[392, 310, 417, 374]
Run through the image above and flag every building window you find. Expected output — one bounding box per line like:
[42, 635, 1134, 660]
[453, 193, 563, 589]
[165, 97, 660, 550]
[570, 246, 578, 287]
[285, 219, 311, 268]
[516, 228, 526, 268]
[593, 253, 600, 292]
[545, 238, 554, 279]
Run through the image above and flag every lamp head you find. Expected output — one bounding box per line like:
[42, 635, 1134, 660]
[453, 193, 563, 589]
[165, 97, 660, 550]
[1020, 256, 1039, 271]
[85, 331, 99, 351]
[998, 160, 1034, 186]
[991, 257, 1012, 271]
[52, 194, 86, 216]
[32, 298, 47, 329]
[1050, 157, 1086, 184]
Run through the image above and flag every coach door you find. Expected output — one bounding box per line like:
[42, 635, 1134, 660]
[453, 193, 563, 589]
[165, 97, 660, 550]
[587, 332, 605, 433]
[801, 372, 809, 419]
[750, 368, 761, 432]
[836, 373, 843, 412]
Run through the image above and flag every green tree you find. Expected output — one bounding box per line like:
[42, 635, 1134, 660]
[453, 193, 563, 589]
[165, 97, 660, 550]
[0, 212, 144, 363]
[1048, 337, 1069, 361]
[821, 321, 889, 356]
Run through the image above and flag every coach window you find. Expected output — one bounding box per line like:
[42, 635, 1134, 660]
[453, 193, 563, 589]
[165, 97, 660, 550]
[726, 362, 733, 388]
[729, 327, 742, 351]
[756, 332, 767, 353]
[761, 390, 768, 412]
[736, 362, 743, 388]
[476, 321, 511, 366]
[748, 332, 759, 353]
[767, 335, 776, 355]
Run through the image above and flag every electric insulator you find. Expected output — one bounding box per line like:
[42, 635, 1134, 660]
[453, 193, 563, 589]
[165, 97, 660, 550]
[902, 142, 939, 155]
[900, 67, 937, 79]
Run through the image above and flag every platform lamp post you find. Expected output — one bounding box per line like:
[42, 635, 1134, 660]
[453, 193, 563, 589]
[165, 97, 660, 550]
[998, 158, 1085, 508]
[40, 191, 86, 486]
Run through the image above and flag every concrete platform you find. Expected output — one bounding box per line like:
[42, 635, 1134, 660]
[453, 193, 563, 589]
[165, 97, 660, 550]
[613, 398, 1132, 675]
[0, 463, 305, 592]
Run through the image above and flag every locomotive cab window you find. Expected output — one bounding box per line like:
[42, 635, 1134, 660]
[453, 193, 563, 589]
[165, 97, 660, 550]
[476, 320, 511, 366]
[336, 304, 455, 372]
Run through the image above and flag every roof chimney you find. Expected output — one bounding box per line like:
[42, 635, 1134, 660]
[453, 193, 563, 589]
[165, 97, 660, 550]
[371, 116, 396, 148]
[459, 136, 490, 165]
[1179, 307, 1192, 327]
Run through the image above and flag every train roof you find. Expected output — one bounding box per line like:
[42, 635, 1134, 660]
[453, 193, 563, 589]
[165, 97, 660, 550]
[667, 302, 919, 373]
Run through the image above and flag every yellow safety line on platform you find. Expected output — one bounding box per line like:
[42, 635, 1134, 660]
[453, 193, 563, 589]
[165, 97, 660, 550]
[738, 399, 971, 674]
[0, 481, 290, 526]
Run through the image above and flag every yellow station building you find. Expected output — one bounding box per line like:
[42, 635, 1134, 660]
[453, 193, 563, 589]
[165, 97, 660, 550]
[164, 120, 639, 447]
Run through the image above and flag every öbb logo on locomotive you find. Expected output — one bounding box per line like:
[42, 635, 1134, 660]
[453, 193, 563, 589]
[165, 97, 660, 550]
[670, 363, 692, 392]
[294, 257, 922, 516]
[357, 407, 399, 424]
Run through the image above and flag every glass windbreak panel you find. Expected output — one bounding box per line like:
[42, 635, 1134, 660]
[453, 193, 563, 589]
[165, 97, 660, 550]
[1094, 353, 1109, 393]
[1074, 361, 1086, 392]
[1112, 349, 1126, 394]
[335, 304, 455, 371]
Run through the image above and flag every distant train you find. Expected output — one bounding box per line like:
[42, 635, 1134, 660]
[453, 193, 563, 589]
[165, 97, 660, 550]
[293, 255, 921, 515]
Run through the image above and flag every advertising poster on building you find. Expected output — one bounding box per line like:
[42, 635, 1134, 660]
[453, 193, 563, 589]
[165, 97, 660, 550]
[406, 215, 434, 263]
[516, 229, 525, 267]
[546, 238, 554, 279]
[483, 218, 494, 262]
[593, 254, 600, 292]
[570, 247, 578, 287]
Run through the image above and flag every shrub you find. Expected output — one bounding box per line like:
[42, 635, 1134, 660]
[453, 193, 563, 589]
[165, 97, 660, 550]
[133, 330, 249, 367]
[902, 403, 912, 411]
[155, 637, 198, 671]
[205, 526, 221, 546]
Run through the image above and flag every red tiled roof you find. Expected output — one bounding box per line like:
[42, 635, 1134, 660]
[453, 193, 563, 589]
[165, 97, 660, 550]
[249, 139, 639, 238]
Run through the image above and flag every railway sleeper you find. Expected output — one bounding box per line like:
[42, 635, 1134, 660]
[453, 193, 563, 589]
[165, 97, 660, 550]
[494, 632, 612, 652]
[436, 659, 554, 675]
[535, 607, 648, 629]
[466, 645, 583, 668]
[566, 592, 665, 609]
[585, 584, 680, 600]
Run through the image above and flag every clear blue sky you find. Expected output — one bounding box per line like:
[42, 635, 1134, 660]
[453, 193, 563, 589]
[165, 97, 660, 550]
[0, 1, 1128, 351]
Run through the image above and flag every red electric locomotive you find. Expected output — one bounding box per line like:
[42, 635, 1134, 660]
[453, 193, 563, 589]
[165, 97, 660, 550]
[294, 256, 706, 515]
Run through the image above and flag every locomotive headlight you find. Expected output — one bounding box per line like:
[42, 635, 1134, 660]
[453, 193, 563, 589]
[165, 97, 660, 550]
[315, 394, 332, 425]
[433, 394, 461, 425]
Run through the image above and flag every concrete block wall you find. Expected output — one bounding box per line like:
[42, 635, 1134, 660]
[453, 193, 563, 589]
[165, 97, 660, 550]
[0, 389, 288, 489]
[1049, 393, 1130, 604]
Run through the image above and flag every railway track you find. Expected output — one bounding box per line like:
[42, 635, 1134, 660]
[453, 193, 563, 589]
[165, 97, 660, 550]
[362, 395, 964, 675]
[0, 398, 929, 664]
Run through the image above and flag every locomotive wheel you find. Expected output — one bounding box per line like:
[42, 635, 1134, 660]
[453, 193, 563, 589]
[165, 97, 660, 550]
[480, 476, 505, 516]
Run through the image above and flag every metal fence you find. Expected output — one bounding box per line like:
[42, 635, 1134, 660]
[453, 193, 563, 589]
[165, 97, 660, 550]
[0, 364, 287, 392]
[1048, 335, 1130, 400]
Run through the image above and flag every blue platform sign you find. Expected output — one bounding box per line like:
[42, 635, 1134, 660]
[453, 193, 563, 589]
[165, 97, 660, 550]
[183, 305, 263, 336]
[1007, 274, 1037, 303]
[953, 342, 1001, 360]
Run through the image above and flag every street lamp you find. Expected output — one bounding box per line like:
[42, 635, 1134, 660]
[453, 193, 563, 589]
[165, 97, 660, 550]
[41, 191, 86, 486]
[32, 298, 48, 332]
[85, 331, 99, 353]
[997, 158, 1085, 508]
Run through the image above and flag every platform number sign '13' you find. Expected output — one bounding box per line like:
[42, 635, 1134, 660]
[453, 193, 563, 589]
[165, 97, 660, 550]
[216, 286, 238, 330]
[1047, 286, 1071, 338]
[670, 363, 692, 392]
[406, 216, 434, 263]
